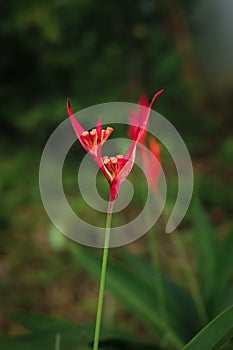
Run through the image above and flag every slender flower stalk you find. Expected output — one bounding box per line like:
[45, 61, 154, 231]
[93, 200, 113, 350]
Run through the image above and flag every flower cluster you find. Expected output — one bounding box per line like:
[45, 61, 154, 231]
[67, 89, 163, 202]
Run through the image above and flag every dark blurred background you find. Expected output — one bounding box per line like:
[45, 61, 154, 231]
[0, 0, 233, 335]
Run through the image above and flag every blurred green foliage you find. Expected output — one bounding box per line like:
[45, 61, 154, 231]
[1, 200, 233, 349]
[1, 0, 232, 143]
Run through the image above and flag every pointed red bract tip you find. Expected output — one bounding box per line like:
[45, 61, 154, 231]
[66, 99, 86, 142]
[67, 99, 73, 117]
[149, 88, 164, 108]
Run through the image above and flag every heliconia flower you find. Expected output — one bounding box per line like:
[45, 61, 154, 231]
[128, 89, 163, 193]
[67, 92, 160, 202]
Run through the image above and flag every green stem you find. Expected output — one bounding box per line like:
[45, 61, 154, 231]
[93, 200, 113, 350]
[147, 230, 167, 323]
[171, 234, 208, 324]
[55, 333, 60, 350]
[144, 194, 167, 323]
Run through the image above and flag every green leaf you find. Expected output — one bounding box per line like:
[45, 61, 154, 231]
[1, 313, 155, 350]
[212, 227, 233, 313]
[190, 197, 218, 302]
[118, 248, 200, 339]
[6, 312, 76, 332]
[0, 326, 92, 350]
[182, 305, 233, 350]
[70, 244, 184, 350]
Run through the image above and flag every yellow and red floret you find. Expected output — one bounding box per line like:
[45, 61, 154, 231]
[102, 155, 128, 183]
[80, 127, 113, 155]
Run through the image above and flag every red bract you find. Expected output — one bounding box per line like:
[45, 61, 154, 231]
[140, 137, 161, 193]
[129, 90, 163, 193]
[67, 100, 113, 157]
[67, 93, 160, 202]
[129, 89, 164, 143]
